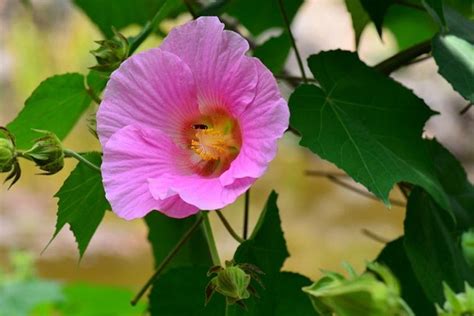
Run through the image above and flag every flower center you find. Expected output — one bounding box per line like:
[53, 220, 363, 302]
[184, 112, 241, 177]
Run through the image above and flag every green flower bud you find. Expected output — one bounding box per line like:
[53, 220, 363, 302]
[0, 127, 21, 188]
[462, 230, 474, 266]
[206, 260, 264, 308]
[90, 28, 129, 72]
[24, 130, 64, 175]
[303, 262, 414, 316]
[437, 283, 474, 316]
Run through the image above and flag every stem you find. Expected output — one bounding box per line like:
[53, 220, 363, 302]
[63, 149, 101, 172]
[85, 87, 102, 104]
[361, 228, 390, 244]
[182, 0, 198, 18]
[202, 212, 221, 265]
[129, 0, 169, 54]
[216, 210, 244, 243]
[305, 170, 349, 178]
[131, 215, 205, 306]
[374, 40, 431, 75]
[275, 74, 317, 83]
[394, 0, 425, 11]
[243, 189, 250, 240]
[277, 0, 307, 83]
[460, 102, 473, 115]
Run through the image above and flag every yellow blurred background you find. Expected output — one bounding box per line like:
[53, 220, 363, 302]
[0, 0, 472, 295]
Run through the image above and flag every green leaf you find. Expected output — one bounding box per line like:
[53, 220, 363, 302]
[0, 280, 63, 316]
[359, 0, 394, 35]
[7, 73, 92, 149]
[344, 0, 371, 46]
[58, 283, 146, 316]
[289, 50, 449, 211]
[376, 238, 436, 315]
[234, 191, 289, 274]
[422, 0, 445, 26]
[149, 266, 225, 316]
[227, 191, 315, 315]
[51, 152, 108, 258]
[253, 33, 291, 74]
[404, 187, 474, 303]
[432, 8, 474, 103]
[73, 0, 183, 38]
[223, 0, 303, 36]
[145, 212, 214, 269]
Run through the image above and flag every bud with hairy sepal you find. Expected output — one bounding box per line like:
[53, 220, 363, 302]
[90, 28, 129, 73]
[437, 283, 474, 316]
[23, 130, 64, 175]
[302, 262, 415, 316]
[462, 230, 474, 267]
[0, 127, 21, 188]
[205, 260, 264, 309]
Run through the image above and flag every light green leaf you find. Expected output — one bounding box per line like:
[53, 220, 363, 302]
[432, 8, 474, 103]
[51, 152, 108, 258]
[289, 50, 450, 211]
[7, 73, 92, 149]
[73, 0, 183, 38]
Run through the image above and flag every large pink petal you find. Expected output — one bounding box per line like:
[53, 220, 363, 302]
[220, 58, 289, 186]
[101, 125, 199, 220]
[160, 16, 258, 116]
[149, 174, 255, 211]
[97, 49, 200, 145]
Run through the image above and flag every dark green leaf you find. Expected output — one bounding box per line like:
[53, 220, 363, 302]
[289, 50, 450, 211]
[51, 152, 108, 258]
[7, 73, 92, 149]
[86, 70, 108, 97]
[432, 7, 474, 103]
[73, 0, 183, 37]
[228, 191, 315, 316]
[359, 0, 394, 35]
[59, 283, 147, 316]
[149, 266, 225, 316]
[376, 237, 436, 315]
[234, 191, 289, 274]
[224, 0, 303, 36]
[145, 212, 214, 269]
[344, 0, 371, 46]
[254, 33, 291, 74]
[422, 0, 445, 26]
[404, 187, 474, 303]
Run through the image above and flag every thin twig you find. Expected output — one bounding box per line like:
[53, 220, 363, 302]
[131, 215, 205, 306]
[63, 149, 101, 172]
[216, 210, 244, 243]
[305, 170, 349, 178]
[319, 175, 406, 207]
[361, 228, 390, 244]
[405, 54, 432, 66]
[460, 102, 473, 115]
[275, 74, 317, 83]
[277, 0, 307, 83]
[85, 87, 102, 104]
[243, 189, 250, 240]
[375, 40, 431, 75]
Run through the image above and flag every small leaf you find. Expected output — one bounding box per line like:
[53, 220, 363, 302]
[289, 50, 450, 211]
[432, 8, 474, 103]
[7, 73, 93, 149]
[51, 152, 108, 258]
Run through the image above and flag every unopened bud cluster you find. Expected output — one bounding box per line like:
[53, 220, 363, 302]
[437, 283, 474, 316]
[23, 130, 64, 175]
[90, 28, 129, 72]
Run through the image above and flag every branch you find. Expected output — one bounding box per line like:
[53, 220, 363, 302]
[374, 40, 431, 75]
[243, 189, 250, 240]
[460, 102, 473, 115]
[63, 149, 101, 172]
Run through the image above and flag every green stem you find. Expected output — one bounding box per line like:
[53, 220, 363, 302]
[182, 0, 198, 18]
[277, 0, 307, 83]
[129, 0, 169, 54]
[216, 210, 244, 243]
[63, 149, 101, 172]
[243, 189, 250, 239]
[202, 212, 221, 265]
[131, 215, 205, 306]
[85, 86, 102, 104]
[394, 0, 425, 11]
[374, 40, 431, 75]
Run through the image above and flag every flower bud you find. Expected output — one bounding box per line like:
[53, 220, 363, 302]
[437, 283, 474, 316]
[90, 28, 129, 72]
[24, 130, 64, 175]
[0, 127, 21, 188]
[303, 262, 414, 316]
[462, 230, 474, 266]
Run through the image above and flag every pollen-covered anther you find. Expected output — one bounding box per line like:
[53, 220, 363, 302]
[190, 128, 230, 161]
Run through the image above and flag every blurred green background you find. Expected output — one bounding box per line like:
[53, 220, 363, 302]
[0, 0, 472, 315]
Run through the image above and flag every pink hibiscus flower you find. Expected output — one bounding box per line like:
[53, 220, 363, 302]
[97, 17, 289, 219]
